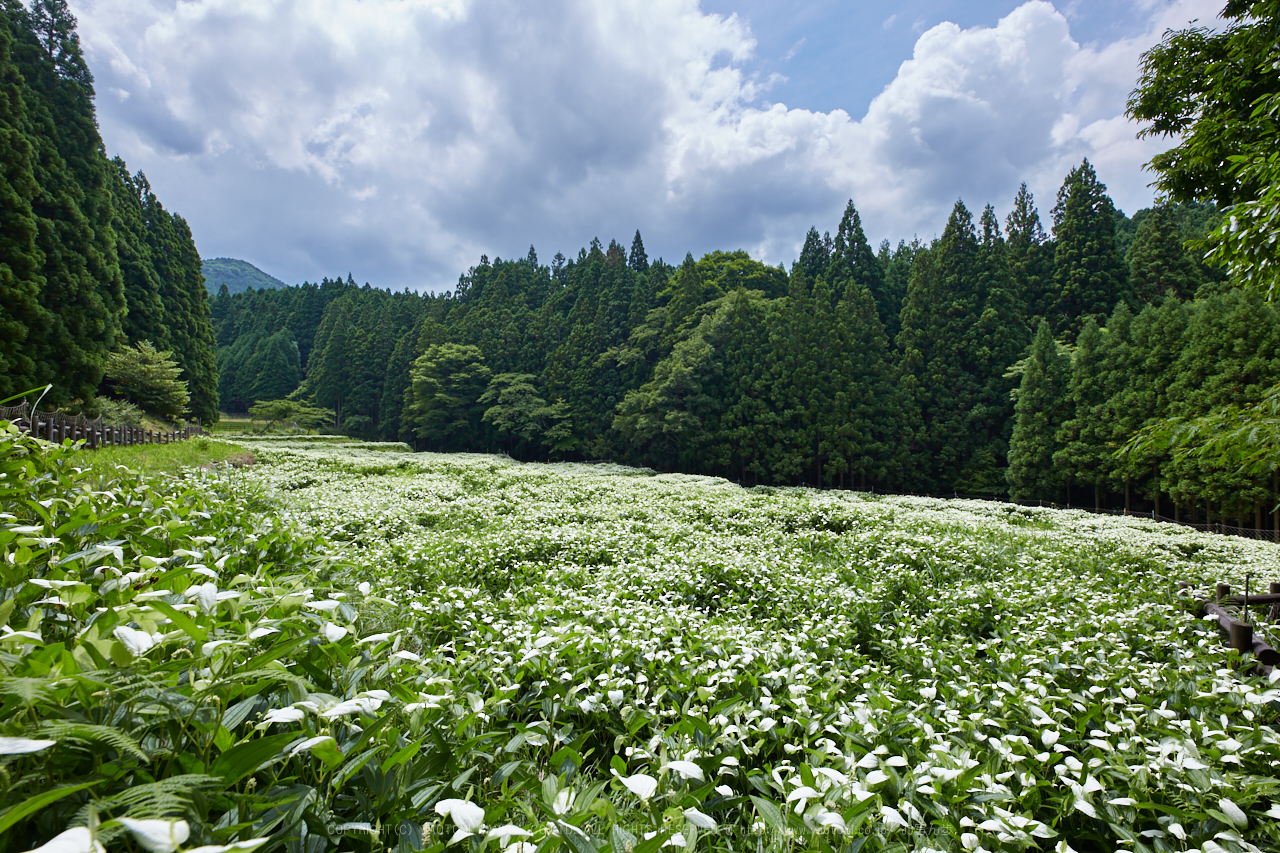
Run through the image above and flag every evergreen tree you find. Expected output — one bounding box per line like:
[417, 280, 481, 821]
[4, 0, 124, 405]
[875, 238, 917, 345]
[0, 13, 47, 400]
[1005, 183, 1057, 326]
[897, 200, 984, 491]
[1052, 160, 1130, 336]
[960, 205, 1028, 493]
[1127, 203, 1203, 302]
[110, 161, 168, 349]
[103, 340, 189, 420]
[1007, 320, 1069, 501]
[248, 328, 302, 404]
[628, 230, 649, 272]
[1054, 317, 1116, 508]
[795, 227, 831, 283]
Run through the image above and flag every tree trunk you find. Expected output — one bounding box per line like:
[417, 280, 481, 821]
[1155, 490, 1160, 518]
[1094, 482, 1100, 512]
[1125, 478, 1131, 513]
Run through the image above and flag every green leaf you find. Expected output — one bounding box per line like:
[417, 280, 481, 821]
[749, 796, 785, 834]
[381, 739, 422, 773]
[210, 733, 295, 786]
[0, 779, 101, 835]
[147, 599, 208, 644]
[556, 819, 600, 853]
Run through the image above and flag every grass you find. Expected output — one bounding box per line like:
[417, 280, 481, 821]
[72, 434, 253, 480]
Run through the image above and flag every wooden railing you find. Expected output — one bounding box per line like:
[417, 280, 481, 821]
[0, 402, 202, 448]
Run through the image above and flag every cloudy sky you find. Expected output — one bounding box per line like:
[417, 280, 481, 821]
[71, 0, 1223, 292]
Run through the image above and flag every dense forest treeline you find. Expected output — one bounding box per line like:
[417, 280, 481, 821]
[0, 1, 217, 422]
[213, 158, 1267, 519]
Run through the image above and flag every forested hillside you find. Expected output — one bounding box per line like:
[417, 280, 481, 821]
[202, 257, 287, 296]
[213, 158, 1260, 519]
[0, 1, 217, 422]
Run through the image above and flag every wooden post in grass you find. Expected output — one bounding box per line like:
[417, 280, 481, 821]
[1230, 620, 1254, 655]
[1269, 583, 1280, 623]
[1217, 583, 1230, 603]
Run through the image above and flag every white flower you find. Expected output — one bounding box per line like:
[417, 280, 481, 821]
[113, 625, 159, 656]
[305, 600, 342, 612]
[436, 798, 486, 842]
[714, 784, 733, 796]
[357, 632, 395, 645]
[960, 832, 980, 851]
[880, 806, 907, 829]
[0, 737, 57, 755]
[806, 808, 847, 834]
[484, 826, 531, 847]
[619, 773, 659, 801]
[201, 640, 234, 657]
[20, 827, 104, 853]
[322, 622, 348, 643]
[865, 769, 889, 786]
[248, 626, 279, 640]
[683, 808, 716, 829]
[288, 735, 337, 757]
[391, 650, 422, 662]
[608, 689, 624, 706]
[1073, 799, 1097, 818]
[189, 582, 218, 613]
[1219, 798, 1248, 829]
[920, 686, 937, 700]
[662, 833, 686, 848]
[257, 706, 305, 728]
[1167, 822, 1186, 840]
[1041, 729, 1060, 747]
[321, 697, 383, 718]
[117, 819, 190, 853]
[358, 581, 371, 595]
[661, 760, 704, 781]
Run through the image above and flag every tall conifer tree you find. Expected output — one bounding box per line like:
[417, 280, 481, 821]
[1052, 160, 1130, 336]
[1008, 320, 1069, 501]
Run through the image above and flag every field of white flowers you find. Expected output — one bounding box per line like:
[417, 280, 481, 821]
[6, 432, 1280, 853]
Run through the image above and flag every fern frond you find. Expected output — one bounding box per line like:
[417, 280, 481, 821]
[73, 773, 223, 823]
[37, 721, 149, 762]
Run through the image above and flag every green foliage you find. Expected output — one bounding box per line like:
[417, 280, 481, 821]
[1128, 203, 1206, 301]
[0, 3, 217, 417]
[247, 399, 333, 433]
[405, 343, 493, 450]
[479, 373, 575, 458]
[201, 257, 287, 297]
[1052, 160, 1131, 336]
[1128, 1, 1280, 294]
[104, 341, 190, 421]
[1007, 320, 1069, 501]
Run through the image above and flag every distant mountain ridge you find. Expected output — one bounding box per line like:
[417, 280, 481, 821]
[202, 257, 288, 296]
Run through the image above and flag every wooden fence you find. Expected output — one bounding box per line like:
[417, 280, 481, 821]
[1193, 579, 1280, 674]
[0, 402, 202, 449]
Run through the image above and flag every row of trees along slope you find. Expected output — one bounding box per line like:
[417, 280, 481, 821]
[215, 157, 1257, 518]
[0, 1, 217, 423]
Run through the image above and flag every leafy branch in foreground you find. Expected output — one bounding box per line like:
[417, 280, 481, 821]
[1118, 380, 1280, 480]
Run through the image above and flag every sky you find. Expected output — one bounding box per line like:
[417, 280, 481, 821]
[70, 0, 1226, 292]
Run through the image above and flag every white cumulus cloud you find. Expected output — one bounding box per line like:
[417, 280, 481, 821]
[72, 0, 1222, 290]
